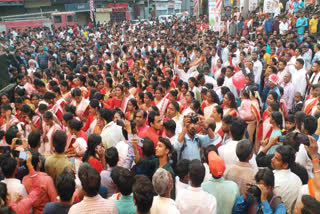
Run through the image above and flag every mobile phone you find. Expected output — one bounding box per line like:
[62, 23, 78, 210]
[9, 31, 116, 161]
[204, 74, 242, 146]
[278, 136, 285, 142]
[19, 151, 28, 160]
[70, 157, 75, 165]
[137, 138, 144, 148]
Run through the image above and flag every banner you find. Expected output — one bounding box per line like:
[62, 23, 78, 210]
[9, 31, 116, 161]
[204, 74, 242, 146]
[288, 0, 294, 14]
[208, 0, 221, 32]
[263, 0, 280, 13]
[193, 0, 198, 16]
[249, 0, 258, 11]
[89, 0, 94, 22]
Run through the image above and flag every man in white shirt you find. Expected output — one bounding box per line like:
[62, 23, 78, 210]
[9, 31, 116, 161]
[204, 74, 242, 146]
[292, 58, 307, 96]
[150, 168, 180, 214]
[1, 157, 28, 203]
[280, 72, 295, 110]
[220, 40, 229, 64]
[176, 160, 216, 214]
[100, 108, 125, 148]
[218, 118, 258, 169]
[279, 17, 289, 35]
[252, 52, 263, 86]
[271, 145, 302, 214]
[223, 66, 238, 97]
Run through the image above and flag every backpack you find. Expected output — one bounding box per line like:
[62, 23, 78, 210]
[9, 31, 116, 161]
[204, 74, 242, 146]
[179, 136, 203, 160]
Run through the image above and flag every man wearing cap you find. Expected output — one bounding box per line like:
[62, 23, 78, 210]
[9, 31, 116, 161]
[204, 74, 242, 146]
[262, 74, 281, 110]
[292, 58, 307, 96]
[201, 151, 240, 214]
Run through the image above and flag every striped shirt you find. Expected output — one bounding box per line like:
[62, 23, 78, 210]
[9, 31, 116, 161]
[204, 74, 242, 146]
[68, 195, 118, 214]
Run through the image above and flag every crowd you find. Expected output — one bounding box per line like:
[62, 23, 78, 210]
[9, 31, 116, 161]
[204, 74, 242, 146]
[1, 2, 320, 214]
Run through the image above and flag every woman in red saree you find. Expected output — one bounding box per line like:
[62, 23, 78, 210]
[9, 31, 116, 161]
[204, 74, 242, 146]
[82, 99, 101, 136]
[0, 104, 19, 132]
[42, 111, 62, 154]
[222, 91, 238, 117]
[104, 85, 129, 113]
[178, 82, 188, 107]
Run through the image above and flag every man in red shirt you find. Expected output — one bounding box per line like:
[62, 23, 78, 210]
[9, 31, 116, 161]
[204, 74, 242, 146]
[135, 109, 148, 137]
[140, 111, 162, 147]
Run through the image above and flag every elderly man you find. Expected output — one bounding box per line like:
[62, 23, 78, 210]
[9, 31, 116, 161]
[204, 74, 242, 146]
[150, 168, 180, 214]
[280, 72, 295, 110]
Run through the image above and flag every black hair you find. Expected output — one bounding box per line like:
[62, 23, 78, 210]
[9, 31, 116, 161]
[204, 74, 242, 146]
[52, 130, 67, 154]
[52, 85, 62, 95]
[128, 98, 139, 110]
[71, 88, 82, 97]
[300, 195, 320, 213]
[63, 112, 74, 123]
[163, 119, 176, 134]
[275, 145, 296, 169]
[78, 163, 101, 197]
[269, 102, 280, 112]
[175, 159, 190, 180]
[189, 159, 205, 187]
[169, 101, 180, 112]
[105, 147, 119, 167]
[55, 172, 76, 202]
[89, 99, 101, 110]
[255, 168, 274, 187]
[99, 108, 114, 124]
[142, 137, 155, 157]
[207, 89, 220, 104]
[296, 58, 304, 66]
[169, 90, 178, 99]
[111, 167, 133, 196]
[64, 104, 76, 115]
[43, 91, 56, 100]
[236, 139, 253, 162]
[296, 111, 306, 132]
[82, 134, 101, 163]
[148, 111, 160, 126]
[271, 111, 283, 129]
[1, 104, 12, 111]
[285, 114, 295, 123]
[268, 91, 278, 102]
[133, 175, 155, 213]
[191, 100, 203, 115]
[1, 157, 17, 178]
[225, 91, 237, 109]
[145, 91, 154, 101]
[68, 119, 83, 131]
[5, 125, 19, 145]
[30, 150, 40, 170]
[303, 115, 317, 135]
[28, 131, 41, 149]
[214, 105, 224, 119]
[230, 118, 247, 141]
[43, 111, 53, 120]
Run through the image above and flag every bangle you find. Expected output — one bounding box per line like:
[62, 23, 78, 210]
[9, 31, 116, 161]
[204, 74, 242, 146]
[314, 169, 320, 174]
[312, 159, 320, 163]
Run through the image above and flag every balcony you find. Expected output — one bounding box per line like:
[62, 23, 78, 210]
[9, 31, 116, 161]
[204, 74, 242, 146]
[0, 0, 24, 6]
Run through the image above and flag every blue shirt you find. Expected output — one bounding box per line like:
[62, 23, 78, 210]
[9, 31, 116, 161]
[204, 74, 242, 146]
[114, 195, 137, 214]
[174, 134, 215, 160]
[293, 1, 301, 13]
[264, 19, 274, 33]
[233, 195, 287, 214]
[202, 177, 240, 214]
[296, 17, 308, 35]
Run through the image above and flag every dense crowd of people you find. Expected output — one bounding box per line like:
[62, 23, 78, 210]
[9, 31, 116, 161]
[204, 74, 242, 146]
[1, 2, 320, 214]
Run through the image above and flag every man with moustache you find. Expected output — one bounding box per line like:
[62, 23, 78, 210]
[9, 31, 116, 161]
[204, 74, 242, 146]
[174, 113, 217, 160]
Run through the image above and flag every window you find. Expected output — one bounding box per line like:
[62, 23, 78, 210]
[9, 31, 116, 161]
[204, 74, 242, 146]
[67, 15, 73, 22]
[54, 16, 62, 24]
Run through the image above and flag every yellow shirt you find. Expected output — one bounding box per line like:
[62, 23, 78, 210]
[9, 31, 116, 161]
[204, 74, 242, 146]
[264, 53, 270, 66]
[84, 31, 89, 40]
[310, 19, 318, 34]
